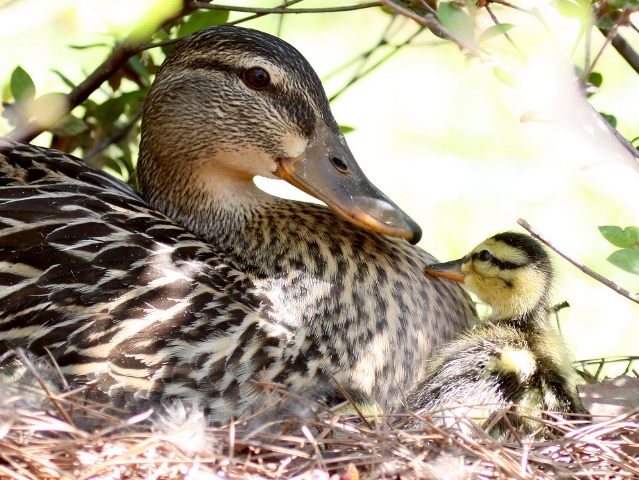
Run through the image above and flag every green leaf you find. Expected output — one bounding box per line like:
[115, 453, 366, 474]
[600, 112, 617, 128]
[599, 226, 639, 249]
[339, 125, 356, 134]
[492, 66, 515, 86]
[51, 69, 75, 89]
[588, 71, 603, 88]
[10, 66, 36, 103]
[608, 249, 639, 275]
[127, 57, 151, 87]
[51, 115, 88, 137]
[178, 10, 230, 37]
[94, 97, 127, 126]
[552, 0, 584, 18]
[479, 23, 515, 44]
[437, 3, 475, 45]
[597, 13, 618, 30]
[68, 43, 109, 50]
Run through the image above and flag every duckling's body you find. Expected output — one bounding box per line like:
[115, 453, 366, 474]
[410, 232, 581, 436]
[0, 27, 475, 421]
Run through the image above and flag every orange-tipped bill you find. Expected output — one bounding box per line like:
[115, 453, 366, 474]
[424, 258, 466, 283]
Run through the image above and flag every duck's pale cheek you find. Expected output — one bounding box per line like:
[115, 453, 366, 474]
[280, 133, 307, 160]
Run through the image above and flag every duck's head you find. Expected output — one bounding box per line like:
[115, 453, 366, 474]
[138, 26, 421, 244]
[424, 232, 553, 320]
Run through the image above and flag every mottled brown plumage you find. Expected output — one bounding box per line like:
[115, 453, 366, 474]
[0, 26, 475, 422]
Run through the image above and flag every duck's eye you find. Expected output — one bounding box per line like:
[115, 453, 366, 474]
[477, 250, 493, 262]
[330, 156, 350, 174]
[243, 67, 271, 89]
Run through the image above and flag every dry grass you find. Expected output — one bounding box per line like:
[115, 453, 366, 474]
[0, 374, 638, 480]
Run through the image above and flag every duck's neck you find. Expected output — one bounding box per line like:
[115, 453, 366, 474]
[139, 153, 315, 271]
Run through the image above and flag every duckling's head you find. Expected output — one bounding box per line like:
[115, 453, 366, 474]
[139, 26, 421, 243]
[425, 232, 553, 320]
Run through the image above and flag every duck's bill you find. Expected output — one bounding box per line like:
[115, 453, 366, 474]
[275, 119, 422, 244]
[424, 258, 466, 283]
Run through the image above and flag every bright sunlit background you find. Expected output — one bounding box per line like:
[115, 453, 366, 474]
[1, 0, 638, 375]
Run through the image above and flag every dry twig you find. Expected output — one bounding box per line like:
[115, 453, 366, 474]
[517, 218, 639, 305]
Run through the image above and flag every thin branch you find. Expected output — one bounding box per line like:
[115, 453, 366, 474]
[7, 2, 196, 144]
[586, 100, 639, 163]
[416, 0, 438, 17]
[9, 44, 138, 143]
[326, 15, 397, 99]
[138, 0, 306, 50]
[582, 22, 621, 81]
[6, 0, 311, 144]
[226, 0, 304, 26]
[485, 4, 525, 57]
[189, 1, 381, 14]
[329, 26, 424, 101]
[135, 37, 181, 53]
[488, 0, 533, 14]
[83, 109, 143, 162]
[517, 218, 639, 305]
[378, 0, 480, 55]
[599, 26, 639, 75]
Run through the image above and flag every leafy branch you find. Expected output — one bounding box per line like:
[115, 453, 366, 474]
[518, 219, 639, 306]
[3, 0, 423, 181]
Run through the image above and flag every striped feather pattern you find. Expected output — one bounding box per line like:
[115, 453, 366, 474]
[0, 26, 477, 422]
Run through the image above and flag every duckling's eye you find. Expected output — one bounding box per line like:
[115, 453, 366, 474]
[477, 250, 493, 262]
[243, 67, 271, 89]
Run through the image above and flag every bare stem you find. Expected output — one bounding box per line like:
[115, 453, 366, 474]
[582, 22, 621, 81]
[485, 4, 524, 57]
[378, 0, 480, 55]
[517, 218, 639, 305]
[189, 1, 381, 14]
[599, 26, 639, 76]
[83, 109, 143, 162]
[6, 0, 324, 144]
[488, 0, 533, 14]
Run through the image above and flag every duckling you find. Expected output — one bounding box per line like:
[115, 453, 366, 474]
[409, 232, 582, 437]
[0, 26, 476, 422]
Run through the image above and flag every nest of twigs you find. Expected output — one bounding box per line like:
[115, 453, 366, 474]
[0, 372, 638, 480]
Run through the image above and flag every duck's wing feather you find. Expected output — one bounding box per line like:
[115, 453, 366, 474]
[0, 142, 284, 417]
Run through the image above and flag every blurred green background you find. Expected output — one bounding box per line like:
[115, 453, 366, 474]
[1, 0, 637, 376]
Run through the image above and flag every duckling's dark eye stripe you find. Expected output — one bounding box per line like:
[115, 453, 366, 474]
[472, 252, 522, 270]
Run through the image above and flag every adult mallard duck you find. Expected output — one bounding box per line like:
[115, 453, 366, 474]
[410, 232, 583, 436]
[0, 26, 475, 422]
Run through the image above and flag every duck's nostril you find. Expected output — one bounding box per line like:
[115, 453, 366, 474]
[330, 156, 349, 173]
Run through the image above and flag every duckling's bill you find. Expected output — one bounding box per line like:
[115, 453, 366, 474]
[424, 258, 466, 283]
[275, 119, 422, 244]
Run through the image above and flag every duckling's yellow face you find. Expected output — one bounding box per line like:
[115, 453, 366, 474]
[425, 233, 552, 320]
